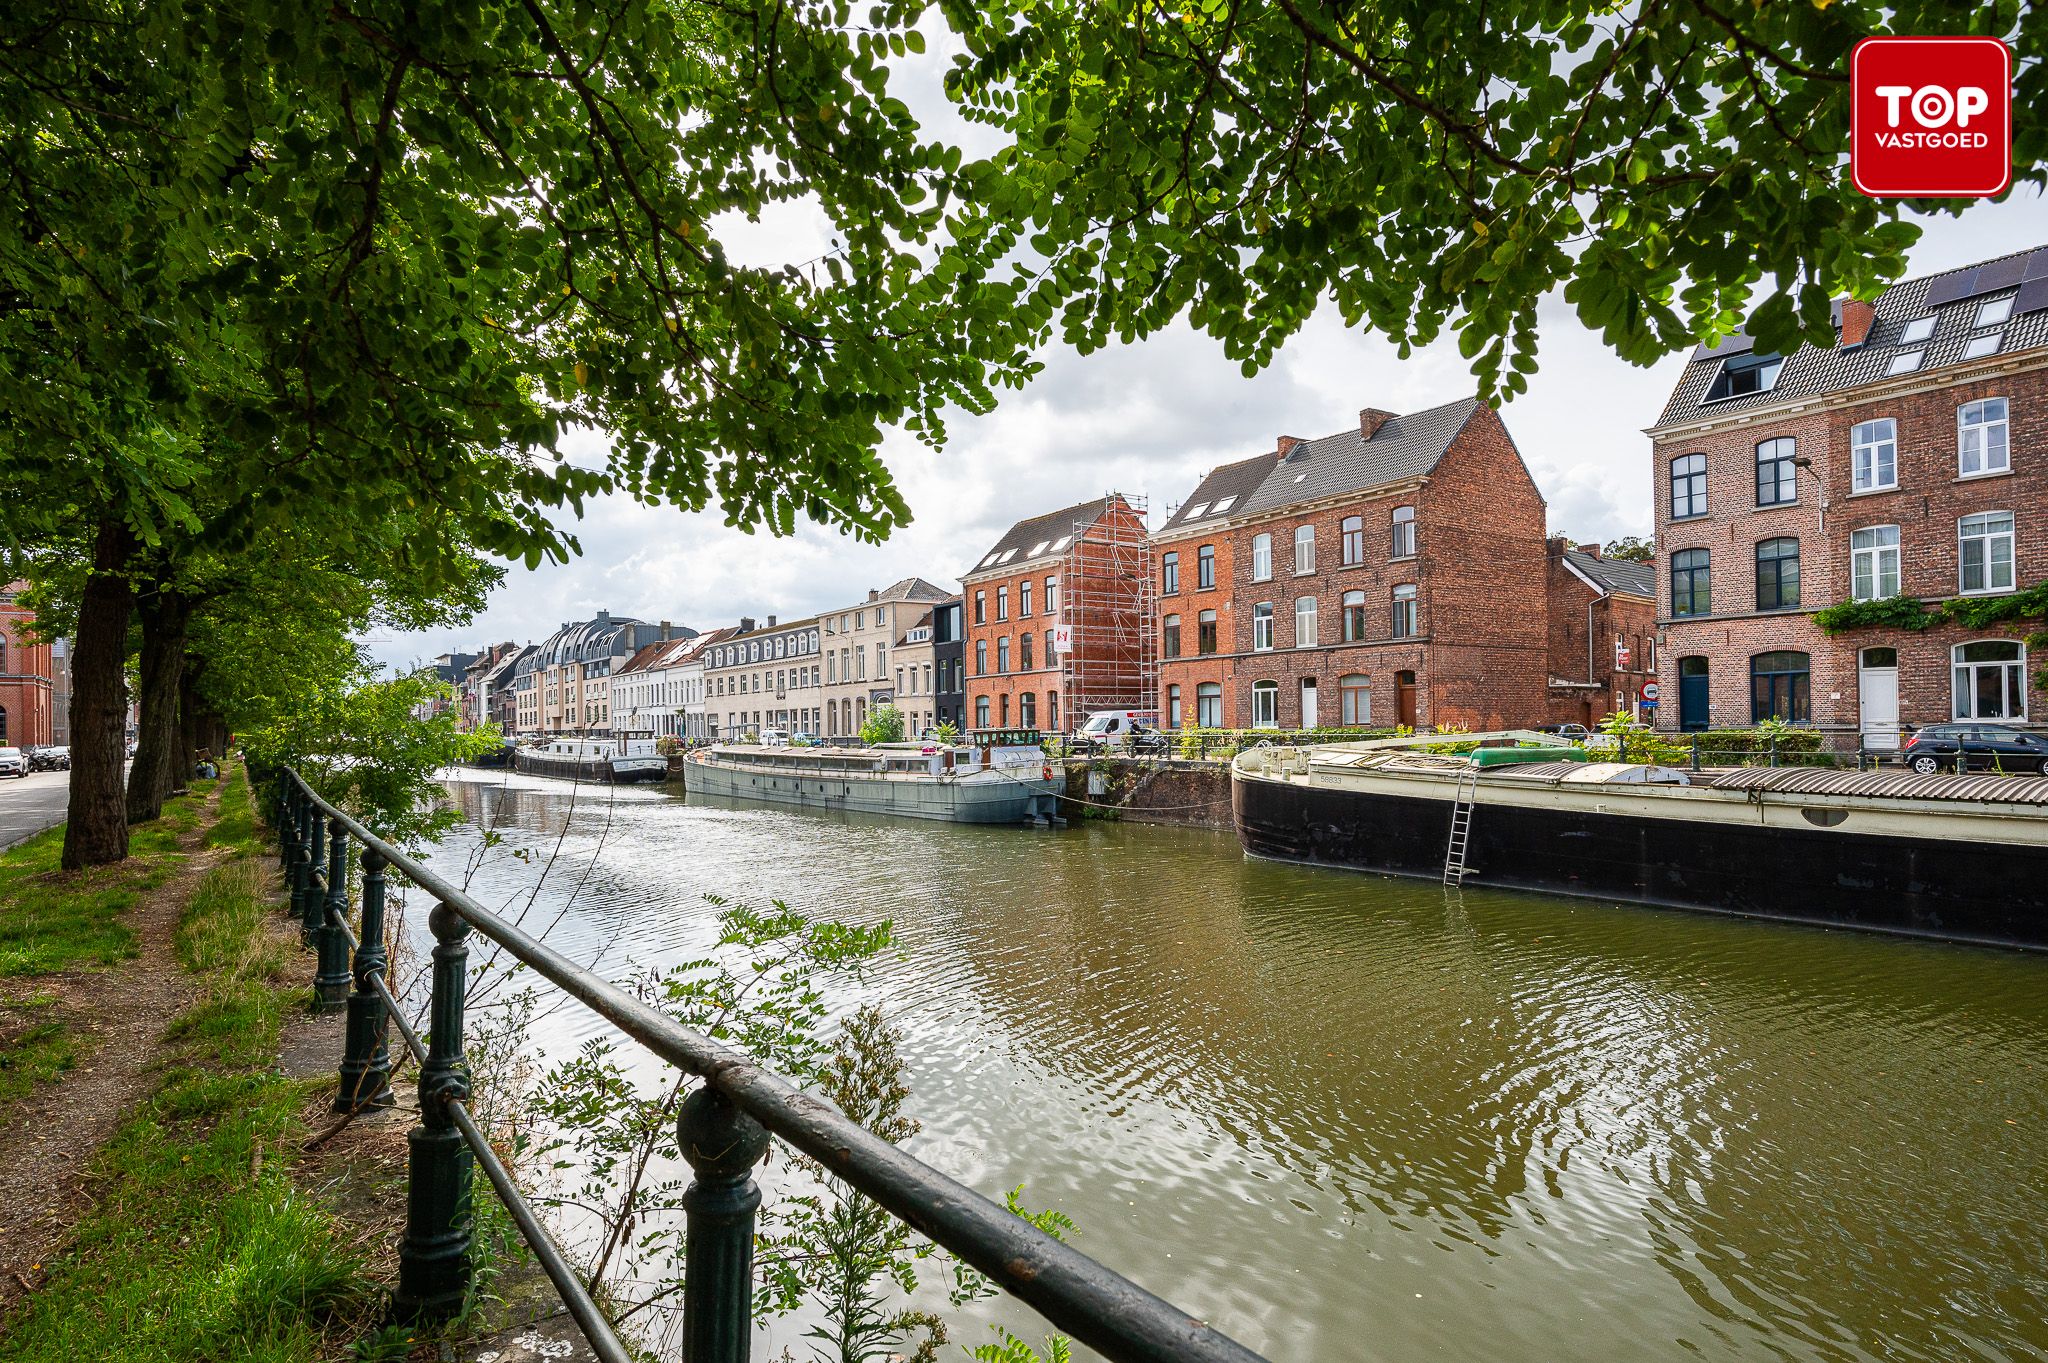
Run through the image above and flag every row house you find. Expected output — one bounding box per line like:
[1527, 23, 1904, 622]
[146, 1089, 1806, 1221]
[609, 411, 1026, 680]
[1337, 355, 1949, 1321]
[0, 581, 55, 748]
[489, 646, 531, 733]
[962, 495, 1151, 734]
[672, 628, 735, 742]
[817, 578, 953, 738]
[531, 612, 692, 736]
[1152, 402, 1550, 732]
[458, 642, 520, 732]
[610, 641, 672, 737]
[930, 597, 966, 732]
[1649, 244, 2048, 741]
[1545, 540, 1659, 726]
[612, 630, 729, 739]
[890, 606, 942, 736]
[703, 615, 823, 739]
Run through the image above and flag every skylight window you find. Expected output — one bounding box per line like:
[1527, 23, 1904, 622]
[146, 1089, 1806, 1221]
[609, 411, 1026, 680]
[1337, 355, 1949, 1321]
[979, 553, 998, 567]
[1975, 296, 2014, 328]
[1898, 316, 1935, 345]
[998, 548, 1019, 563]
[1703, 351, 1783, 402]
[1052, 535, 1072, 551]
[1211, 496, 1236, 512]
[1962, 332, 2002, 361]
[1185, 502, 1210, 519]
[1887, 349, 1926, 376]
[1028, 540, 1050, 556]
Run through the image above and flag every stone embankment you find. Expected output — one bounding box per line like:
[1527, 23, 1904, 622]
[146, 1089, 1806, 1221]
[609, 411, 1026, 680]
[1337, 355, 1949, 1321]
[1058, 757, 1234, 830]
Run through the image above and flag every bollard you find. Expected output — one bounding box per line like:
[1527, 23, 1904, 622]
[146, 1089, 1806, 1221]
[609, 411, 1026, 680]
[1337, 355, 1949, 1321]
[314, 814, 353, 1011]
[302, 810, 327, 946]
[677, 1085, 771, 1363]
[395, 902, 474, 1321]
[337, 848, 396, 1112]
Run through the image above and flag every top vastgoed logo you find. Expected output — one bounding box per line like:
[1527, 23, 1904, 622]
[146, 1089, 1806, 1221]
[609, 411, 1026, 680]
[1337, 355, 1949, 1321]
[1851, 36, 2012, 198]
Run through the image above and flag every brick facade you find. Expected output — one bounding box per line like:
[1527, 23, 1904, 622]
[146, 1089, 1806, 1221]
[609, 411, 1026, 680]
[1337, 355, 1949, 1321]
[0, 582, 55, 748]
[1544, 542, 1659, 725]
[1157, 528, 1240, 727]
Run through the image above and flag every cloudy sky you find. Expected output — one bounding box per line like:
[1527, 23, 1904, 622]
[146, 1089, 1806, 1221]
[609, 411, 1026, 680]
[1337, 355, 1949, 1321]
[366, 45, 2046, 669]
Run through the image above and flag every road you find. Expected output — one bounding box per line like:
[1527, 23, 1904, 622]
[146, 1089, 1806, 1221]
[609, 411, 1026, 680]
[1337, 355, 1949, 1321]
[0, 769, 73, 853]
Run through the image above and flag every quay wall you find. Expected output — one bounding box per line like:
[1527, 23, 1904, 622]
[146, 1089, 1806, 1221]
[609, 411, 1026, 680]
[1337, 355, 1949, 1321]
[1059, 758, 1233, 830]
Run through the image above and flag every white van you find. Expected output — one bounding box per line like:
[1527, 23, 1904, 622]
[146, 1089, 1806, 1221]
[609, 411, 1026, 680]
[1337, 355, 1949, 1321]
[1075, 710, 1159, 741]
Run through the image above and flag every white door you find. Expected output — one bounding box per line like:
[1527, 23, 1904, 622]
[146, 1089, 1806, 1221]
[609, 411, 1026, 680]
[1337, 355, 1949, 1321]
[1301, 678, 1319, 729]
[1859, 648, 1900, 749]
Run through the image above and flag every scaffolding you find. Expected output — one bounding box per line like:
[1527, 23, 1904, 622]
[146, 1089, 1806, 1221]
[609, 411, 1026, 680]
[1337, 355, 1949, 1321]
[1058, 492, 1159, 726]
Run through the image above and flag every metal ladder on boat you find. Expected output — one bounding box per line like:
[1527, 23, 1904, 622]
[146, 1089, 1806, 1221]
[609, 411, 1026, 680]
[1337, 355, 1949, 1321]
[1443, 767, 1479, 885]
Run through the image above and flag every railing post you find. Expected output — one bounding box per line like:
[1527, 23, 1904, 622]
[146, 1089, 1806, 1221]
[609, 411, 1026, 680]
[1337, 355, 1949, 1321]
[337, 847, 396, 1112]
[677, 1085, 770, 1363]
[314, 814, 353, 1010]
[1690, 736, 1702, 772]
[277, 784, 296, 870]
[288, 792, 314, 926]
[396, 902, 474, 1321]
[302, 810, 327, 946]
[1769, 735, 1780, 768]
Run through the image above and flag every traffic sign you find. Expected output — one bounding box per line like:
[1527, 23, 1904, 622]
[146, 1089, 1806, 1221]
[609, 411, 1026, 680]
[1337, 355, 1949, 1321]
[1640, 682, 1661, 704]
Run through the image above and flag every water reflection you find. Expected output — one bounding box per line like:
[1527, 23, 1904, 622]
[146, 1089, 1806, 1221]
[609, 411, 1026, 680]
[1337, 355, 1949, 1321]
[420, 772, 2048, 1363]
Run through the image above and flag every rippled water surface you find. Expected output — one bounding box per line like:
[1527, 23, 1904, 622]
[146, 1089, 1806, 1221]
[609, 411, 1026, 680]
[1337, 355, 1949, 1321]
[417, 772, 2048, 1363]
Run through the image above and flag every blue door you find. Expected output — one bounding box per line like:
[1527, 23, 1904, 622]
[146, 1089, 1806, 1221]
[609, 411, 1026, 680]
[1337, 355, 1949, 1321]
[1678, 657, 1710, 732]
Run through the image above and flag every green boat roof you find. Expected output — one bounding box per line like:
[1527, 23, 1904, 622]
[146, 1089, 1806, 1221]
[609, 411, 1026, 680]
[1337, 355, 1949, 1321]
[1470, 745, 1589, 767]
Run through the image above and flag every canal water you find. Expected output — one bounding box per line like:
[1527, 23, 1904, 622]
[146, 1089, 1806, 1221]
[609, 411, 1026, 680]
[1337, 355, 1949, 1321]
[417, 772, 2048, 1363]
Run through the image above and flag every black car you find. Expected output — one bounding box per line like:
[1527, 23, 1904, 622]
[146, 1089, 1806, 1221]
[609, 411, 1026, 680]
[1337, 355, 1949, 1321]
[1899, 723, 2048, 775]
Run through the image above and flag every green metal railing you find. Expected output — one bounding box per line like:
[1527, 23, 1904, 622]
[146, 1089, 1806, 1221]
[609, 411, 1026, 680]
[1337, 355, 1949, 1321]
[271, 767, 1269, 1363]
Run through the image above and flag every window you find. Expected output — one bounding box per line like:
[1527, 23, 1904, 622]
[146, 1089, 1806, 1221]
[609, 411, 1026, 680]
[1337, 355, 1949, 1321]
[1953, 641, 2027, 720]
[1851, 419, 1896, 493]
[997, 637, 1011, 673]
[1251, 680, 1279, 729]
[1964, 332, 2003, 361]
[996, 586, 1008, 621]
[1044, 631, 1055, 665]
[1670, 454, 1707, 519]
[974, 640, 987, 676]
[1342, 590, 1367, 642]
[1197, 610, 1218, 655]
[1755, 537, 1800, 611]
[1341, 516, 1364, 565]
[1750, 651, 1810, 724]
[1958, 398, 2009, 476]
[973, 591, 986, 625]
[1704, 352, 1783, 401]
[1672, 548, 1710, 617]
[1167, 685, 1182, 728]
[1045, 577, 1058, 614]
[975, 696, 990, 728]
[1252, 602, 1274, 651]
[1390, 505, 1416, 558]
[1252, 533, 1273, 581]
[1020, 580, 1033, 617]
[1959, 512, 2016, 594]
[1756, 438, 1797, 506]
[1048, 691, 1059, 730]
[1294, 596, 1317, 647]
[1391, 584, 1418, 638]
[1887, 350, 1926, 376]
[1898, 315, 1935, 345]
[1976, 296, 2014, 328]
[1292, 524, 1316, 575]
[1340, 674, 1371, 726]
[1162, 552, 1180, 595]
[1852, 526, 1900, 600]
[1196, 683, 1223, 728]
[999, 693, 1009, 726]
[1020, 692, 1036, 728]
[1021, 632, 1034, 670]
[1197, 545, 1216, 589]
[1163, 614, 1181, 659]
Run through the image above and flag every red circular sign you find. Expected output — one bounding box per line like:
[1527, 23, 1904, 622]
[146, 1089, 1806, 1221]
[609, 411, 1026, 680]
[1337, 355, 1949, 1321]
[1641, 682, 1661, 703]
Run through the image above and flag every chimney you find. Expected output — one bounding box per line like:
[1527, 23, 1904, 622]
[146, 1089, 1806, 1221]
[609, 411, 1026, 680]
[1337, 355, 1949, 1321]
[740, 616, 756, 632]
[868, 589, 879, 603]
[1578, 541, 1603, 560]
[1359, 408, 1396, 439]
[1838, 298, 1876, 349]
[767, 614, 777, 628]
[1276, 435, 1304, 460]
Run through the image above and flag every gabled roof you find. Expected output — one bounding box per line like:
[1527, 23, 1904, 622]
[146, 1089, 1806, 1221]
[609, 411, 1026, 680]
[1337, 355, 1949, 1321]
[1653, 244, 2048, 430]
[872, 577, 953, 604]
[1157, 454, 1276, 536]
[481, 646, 528, 687]
[615, 641, 670, 675]
[1565, 549, 1655, 598]
[895, 606, 935, 646]
[1233, 398, 1481, 518]
[965, 497, 1115, 578]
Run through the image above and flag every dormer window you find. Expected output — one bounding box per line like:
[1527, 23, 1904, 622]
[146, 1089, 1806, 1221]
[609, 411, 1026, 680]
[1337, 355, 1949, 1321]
[1898, 316, 1935, 345]
[1703, 352, 1783, 402]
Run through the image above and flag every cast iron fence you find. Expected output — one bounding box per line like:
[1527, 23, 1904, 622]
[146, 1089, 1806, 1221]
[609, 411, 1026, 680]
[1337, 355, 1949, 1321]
[269, 767, 1269, 1363]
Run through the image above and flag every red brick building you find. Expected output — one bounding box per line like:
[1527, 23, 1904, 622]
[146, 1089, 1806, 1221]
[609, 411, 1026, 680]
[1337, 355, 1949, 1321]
[1649, 245, 2048, 745]
[962, 495, 1152, 734]
[1545, 539, 1659, 726]
[0, 582, 56, 748]
[1152, 401, 1557, 732]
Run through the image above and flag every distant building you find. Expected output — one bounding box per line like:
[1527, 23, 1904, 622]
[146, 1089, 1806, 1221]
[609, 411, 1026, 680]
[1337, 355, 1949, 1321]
[670, 628, 736, 742]
[0, 582, 56, 748]
[489, 645, 532, 733]
[963, 495, 1153, 735]
[890, 606, 941, 736]
[1649, 245, 2048, 741]
[816, 579, 954, 738]
[458, 643, 519, 731]
[929, 597, 966, 732]
[531, 613, 694, 736]
[49, 636, 71, 745]
[1545, 540, 1658, 726]
[702, 616, 823, 740]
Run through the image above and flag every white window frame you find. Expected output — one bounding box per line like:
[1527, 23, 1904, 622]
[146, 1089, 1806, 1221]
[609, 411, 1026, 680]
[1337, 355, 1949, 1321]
[1952, 640, 2028, 721]
[1958, 398, 2010, 477]
[1856, 525, 1902, 602]
[1251, 533, 1273, 582]
[1958, 511, 2016, 595]
[1390, 505, 1417, 558]
[1294, 595, 1317, 648]
[1391, 584, 1418, 639]
[1294, 524, 1315, 574]
[1339, 674, 1371, 726]
[1850, 418, 1896, 493]
[1250, 680, 1279, 729]
[1252, 601, 1274, 651]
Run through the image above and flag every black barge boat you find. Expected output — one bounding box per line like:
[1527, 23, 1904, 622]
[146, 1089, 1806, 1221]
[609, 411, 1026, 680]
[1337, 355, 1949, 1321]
[1232, 737, 2048, 951]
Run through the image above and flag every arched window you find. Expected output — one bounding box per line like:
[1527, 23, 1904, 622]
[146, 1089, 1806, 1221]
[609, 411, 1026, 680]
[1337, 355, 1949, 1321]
[1755, 537, 1800, 611]
[1750, 651, 1810, 724]
[1756, 438, 1797, 506]
[1293, 524, 1315, 573]
[1672, 548, 1710, 617]
[1197, 544, 1216, 589]
[1390, 505, 1416, 558]
[1197, 610, 1218, 654]
[1953, 640, 2027, 720]
[1670, 454, 1707, 519]
[1390, 584, 1418, 638]
[1342, 590, 1367, 642]
[1339, 674, 1371, 725]
[1250, 680, 1279, 729]
[1959, 512, 2015, 594]
[1294, 596, 1317, 647]
[1341, 516, 1364, 565]
[1251, 533, 1273, 582]
[1252, 602, 1274, 651]
[1195, 683, 1222, 728]
[1163, 614, 1182, 659]
[1020, 632, 1034, 671]
[1019, 692, 1037, 728]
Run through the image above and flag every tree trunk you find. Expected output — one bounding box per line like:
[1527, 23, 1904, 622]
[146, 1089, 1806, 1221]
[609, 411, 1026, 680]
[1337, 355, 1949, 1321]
[126, 588, 193, 825]
[177, 655, 201, 777]
[62, 519, 137, 870]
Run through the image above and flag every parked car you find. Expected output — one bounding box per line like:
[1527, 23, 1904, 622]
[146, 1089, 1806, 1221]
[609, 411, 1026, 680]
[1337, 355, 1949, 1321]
[1533, 723, 1591, 742]
[28, 745, 69, 771]
[0, 747, 27, 779]
[759, 728, 790, 747]
[1900, 723, 2048, 775]
[1072, 709, 1162, 753]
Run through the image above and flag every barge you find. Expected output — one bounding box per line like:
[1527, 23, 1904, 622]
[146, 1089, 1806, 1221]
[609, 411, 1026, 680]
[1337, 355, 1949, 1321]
[1232, 734, 2048, 950]
[512, 736, 669, 784]
[688, 731, 1063, 824]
